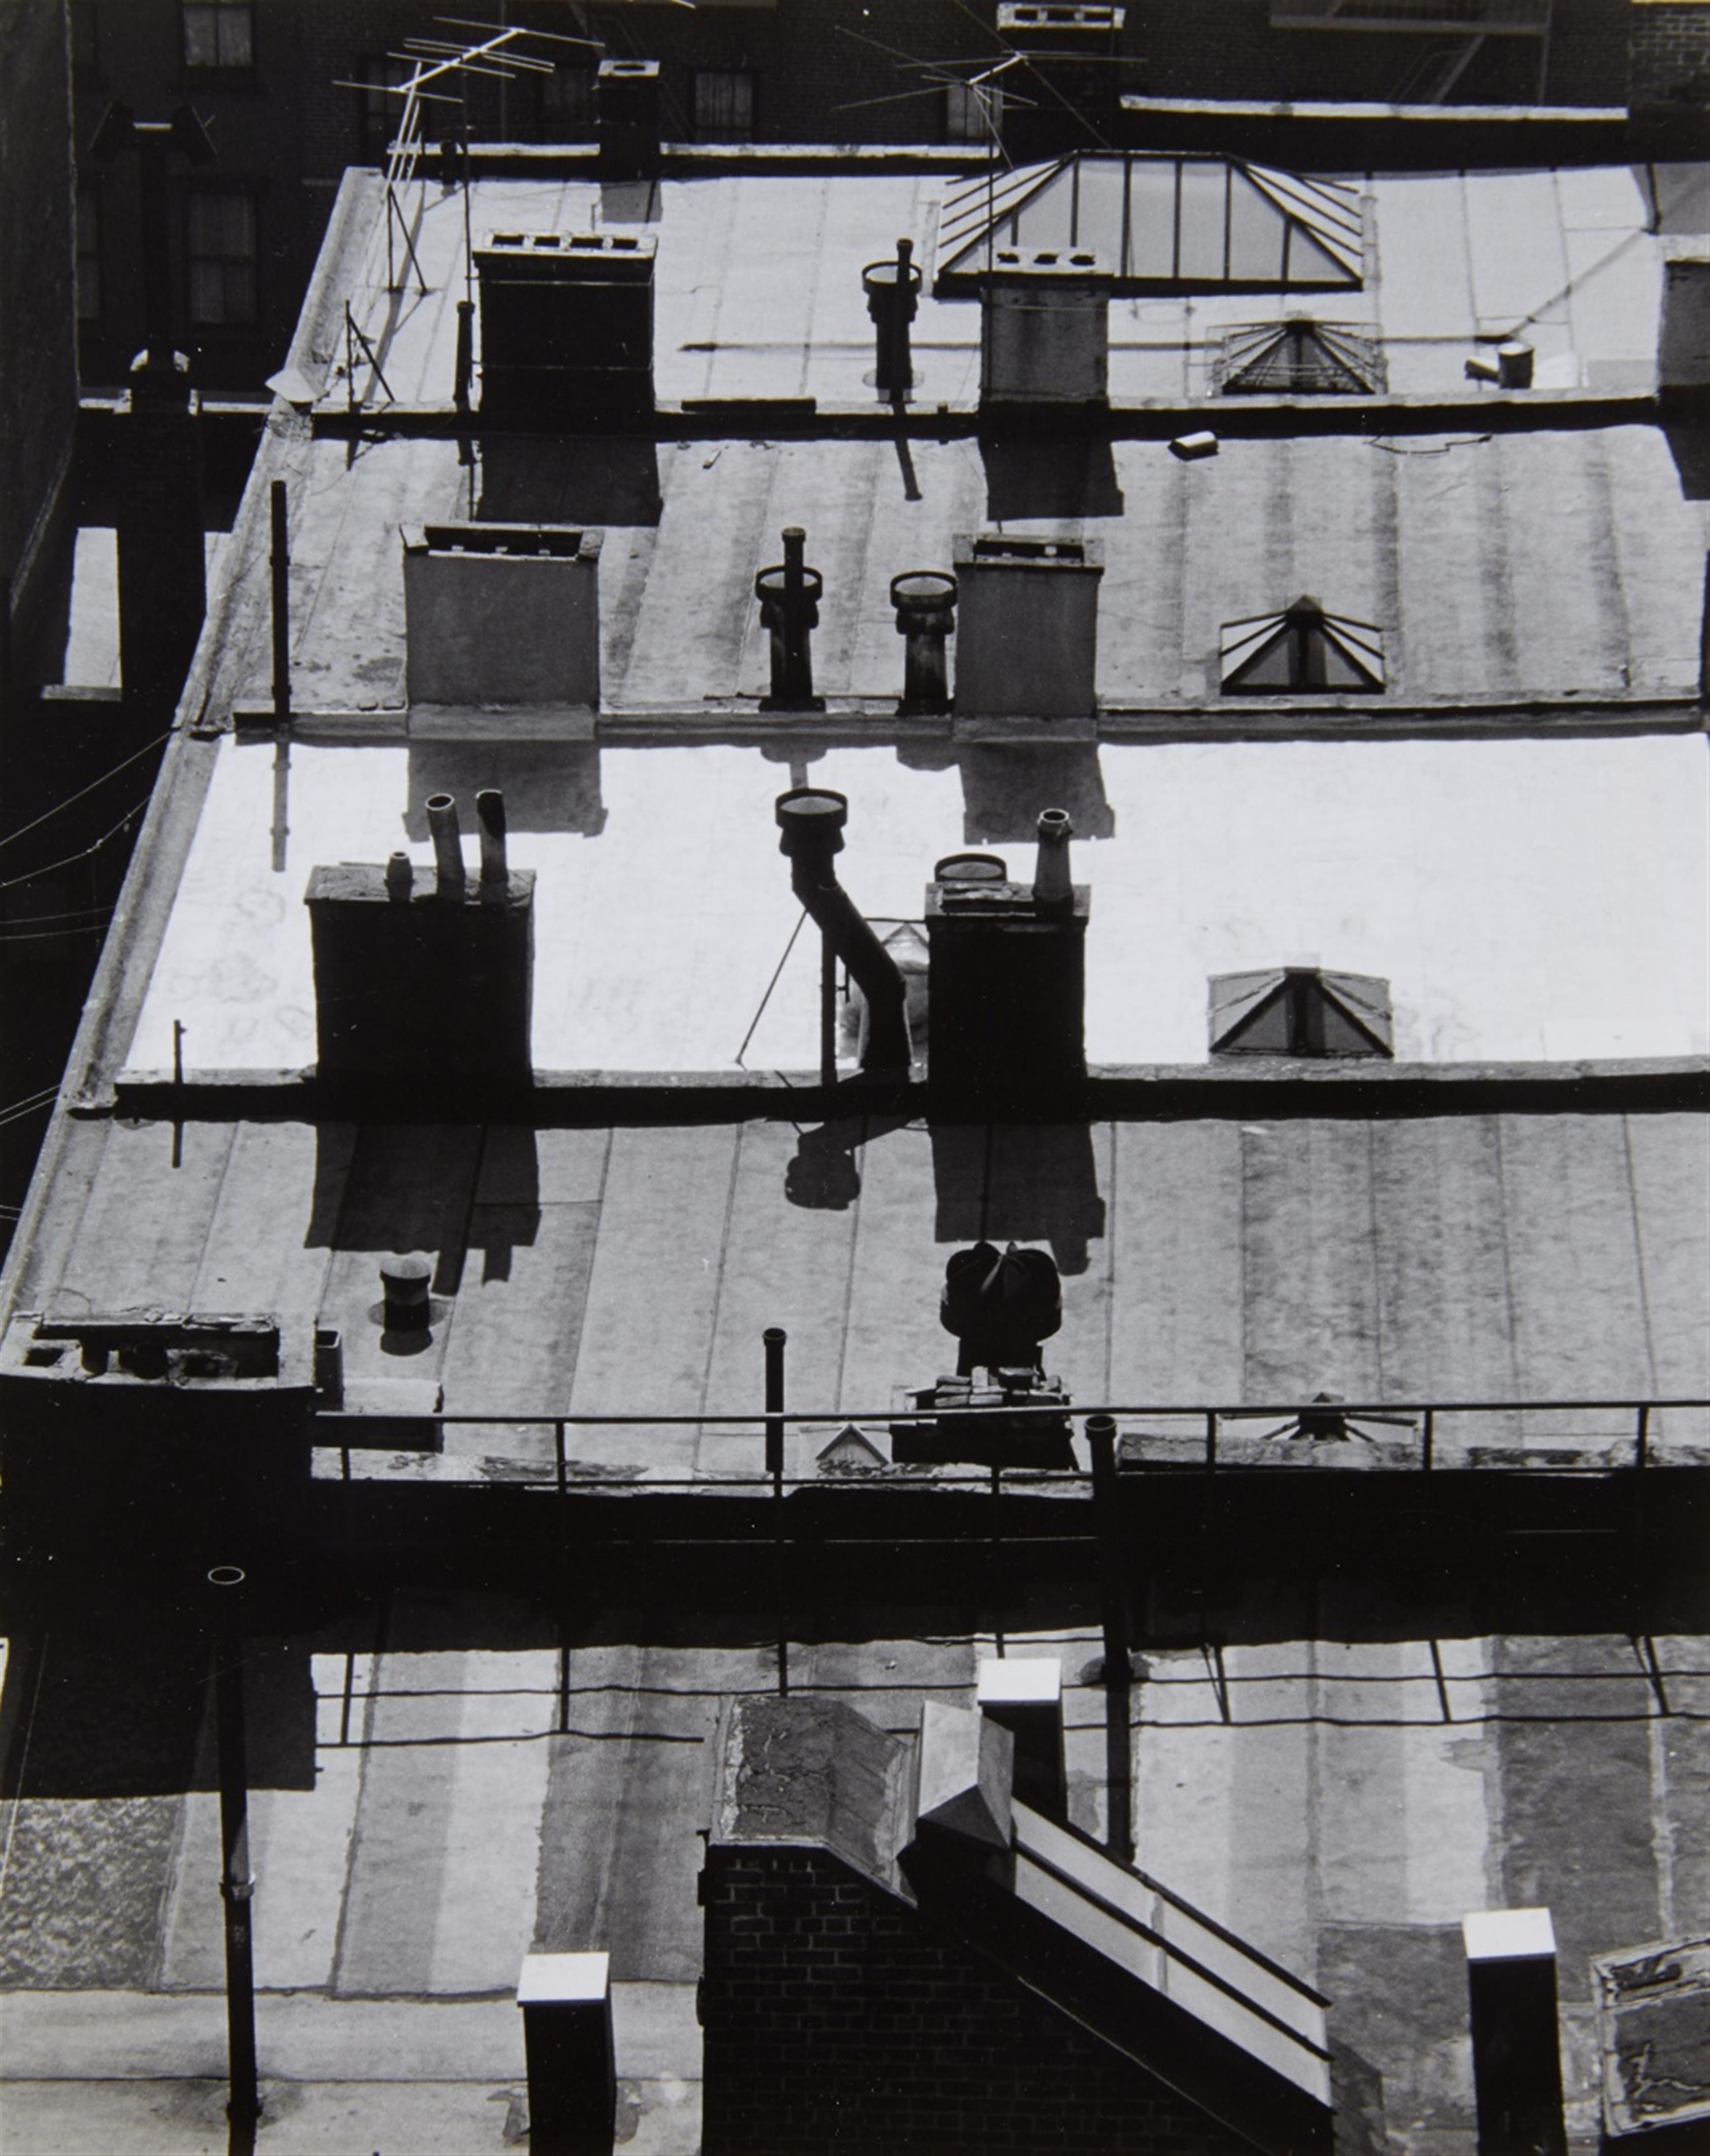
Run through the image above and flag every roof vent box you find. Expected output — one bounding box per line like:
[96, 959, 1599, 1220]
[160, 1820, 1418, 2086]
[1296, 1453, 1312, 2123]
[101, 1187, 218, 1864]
[951, 534, 1103, 721]
[980, 250, 1113, 409]
[998, 4, 1125, 31]
[926, 849, 1089, 1109]
[474, 231, 656, 424]
[402, 523, 601, 710]
[305, 856, 535, 1089]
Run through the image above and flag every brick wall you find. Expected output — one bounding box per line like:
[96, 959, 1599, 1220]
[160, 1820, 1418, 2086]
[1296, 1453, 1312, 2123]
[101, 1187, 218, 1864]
[700, 1844, 1251, 2156]
[1629, 2, 1710, 107]
[0, 0, 78, 679]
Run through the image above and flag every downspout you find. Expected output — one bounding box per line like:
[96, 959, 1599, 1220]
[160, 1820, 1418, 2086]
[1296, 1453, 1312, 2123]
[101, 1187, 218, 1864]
[775, 789, 911, 1079]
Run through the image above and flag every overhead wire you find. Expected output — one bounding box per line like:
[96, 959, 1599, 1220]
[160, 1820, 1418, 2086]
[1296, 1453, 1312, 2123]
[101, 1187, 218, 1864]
[0, 794, 152, 891]
[0, 727, 173, 854]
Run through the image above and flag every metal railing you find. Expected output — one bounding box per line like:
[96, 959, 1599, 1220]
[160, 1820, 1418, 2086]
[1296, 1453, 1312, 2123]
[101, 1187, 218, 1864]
[309, 1395, 1709, 1495]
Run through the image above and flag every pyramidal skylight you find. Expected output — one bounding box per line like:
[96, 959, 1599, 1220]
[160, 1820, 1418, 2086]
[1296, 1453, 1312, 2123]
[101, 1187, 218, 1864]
[1219, 596, 1386, 694]
[1213, 318, 1385, 395]
[1210, 968, 1395, 1059]
[937, 153, 1364, 293]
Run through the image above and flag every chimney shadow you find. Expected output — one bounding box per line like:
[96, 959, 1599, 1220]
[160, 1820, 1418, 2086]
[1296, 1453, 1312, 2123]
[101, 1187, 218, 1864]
[1659, 407, 1710, 502]
[981, 435, 1124, 522]
[957, 743, 1114, 845]
[599, 178, 661, 226]
[931, 1123, 1108, 1276]
[403, 740, 606, 839]
[307, 1125, 543, 1288]
[477, 434, 663, 527]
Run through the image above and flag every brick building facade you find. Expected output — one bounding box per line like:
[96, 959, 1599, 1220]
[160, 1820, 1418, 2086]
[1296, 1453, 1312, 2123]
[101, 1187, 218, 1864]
[701, 1841, 1255, 2156]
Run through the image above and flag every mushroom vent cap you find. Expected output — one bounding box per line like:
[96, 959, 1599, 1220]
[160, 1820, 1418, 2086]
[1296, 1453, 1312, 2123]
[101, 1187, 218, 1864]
[941, 1240, 1063, 1350]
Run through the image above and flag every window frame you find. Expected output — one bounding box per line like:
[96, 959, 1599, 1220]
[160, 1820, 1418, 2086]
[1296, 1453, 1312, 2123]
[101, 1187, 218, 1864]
[184, 186, 261, 331]
[355, 53, 413, 164]
[691, 68, 757, 144]
[181, 0, 255, 73]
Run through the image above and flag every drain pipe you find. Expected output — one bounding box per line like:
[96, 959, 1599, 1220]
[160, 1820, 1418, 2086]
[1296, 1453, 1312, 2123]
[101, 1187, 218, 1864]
[775, 788, 910, 1080]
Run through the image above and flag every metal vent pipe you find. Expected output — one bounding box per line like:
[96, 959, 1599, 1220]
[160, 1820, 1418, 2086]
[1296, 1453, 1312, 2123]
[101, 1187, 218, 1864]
[775, 789, 911, 1079]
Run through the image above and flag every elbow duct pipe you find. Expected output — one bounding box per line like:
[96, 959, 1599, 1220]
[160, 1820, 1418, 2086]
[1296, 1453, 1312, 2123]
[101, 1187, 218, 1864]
[775, 788, 911, 1079]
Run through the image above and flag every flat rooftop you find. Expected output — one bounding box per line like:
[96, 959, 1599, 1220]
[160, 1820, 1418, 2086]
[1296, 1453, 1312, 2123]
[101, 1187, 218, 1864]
[13, 1108, 1706, 1464]
[318, 162, 1681, 410]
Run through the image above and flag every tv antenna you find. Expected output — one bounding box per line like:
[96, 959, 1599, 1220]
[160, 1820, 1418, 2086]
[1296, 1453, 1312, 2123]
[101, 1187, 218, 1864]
[334, 17, 602, 298]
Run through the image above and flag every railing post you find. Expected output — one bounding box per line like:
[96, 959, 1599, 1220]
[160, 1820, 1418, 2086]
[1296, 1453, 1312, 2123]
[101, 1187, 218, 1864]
[1422, 1406, 1435, 1473]
[1204, 1409, 1217, 1472]
[765, 1329, 789, 1698]
[556, 1421, 568, 1500]
[208, 1567, 260, 2142]
[1635, 1403, 1649, 1471]
[1087, 1414, 1135, 1863]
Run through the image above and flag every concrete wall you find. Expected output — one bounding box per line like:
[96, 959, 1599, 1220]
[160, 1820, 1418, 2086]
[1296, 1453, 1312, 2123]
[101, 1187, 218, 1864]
[700, 1841, 1252, 2156]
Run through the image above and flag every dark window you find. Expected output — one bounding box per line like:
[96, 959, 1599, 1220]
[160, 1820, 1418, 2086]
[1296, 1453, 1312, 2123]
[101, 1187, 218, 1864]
[182, 0, 254, 69]
[944, 81, 998, 142]
[540, 62, 596, 138]
[356, 54, 412, 162]
[76, 190, 102, 322]
[187, 190, 259, 326]
[692, 69, 755, 143]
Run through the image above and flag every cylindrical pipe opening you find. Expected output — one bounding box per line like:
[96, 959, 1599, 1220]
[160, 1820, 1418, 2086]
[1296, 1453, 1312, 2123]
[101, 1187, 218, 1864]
[425, 793, 465, 894]
[1033, 807, 1074, 911]
[476, 789, 507, 886]
[380, 1253, 434, 1334]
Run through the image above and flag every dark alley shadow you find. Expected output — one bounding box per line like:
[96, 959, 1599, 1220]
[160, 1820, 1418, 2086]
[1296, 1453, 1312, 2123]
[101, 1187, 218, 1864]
[981, 435, 1124, 522]
[956, 743, 1115, 845]
[478, 434, 663, 527]
[403, 740, 606, 839]
[1, 1617, 315, 1800]
[931, 1123, 1108, 1276]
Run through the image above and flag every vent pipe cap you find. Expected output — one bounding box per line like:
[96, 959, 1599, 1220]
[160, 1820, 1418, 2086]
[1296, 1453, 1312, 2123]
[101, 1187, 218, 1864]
[776, 786, 848, 859]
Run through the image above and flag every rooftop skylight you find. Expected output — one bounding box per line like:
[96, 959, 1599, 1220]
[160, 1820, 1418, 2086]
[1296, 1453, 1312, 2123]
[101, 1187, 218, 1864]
[1219, 596, 1387, 693]
[937, 153, 1364, 293]
[1210, 967, 1395, 1058]
[1212, 318, 1385, 395]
